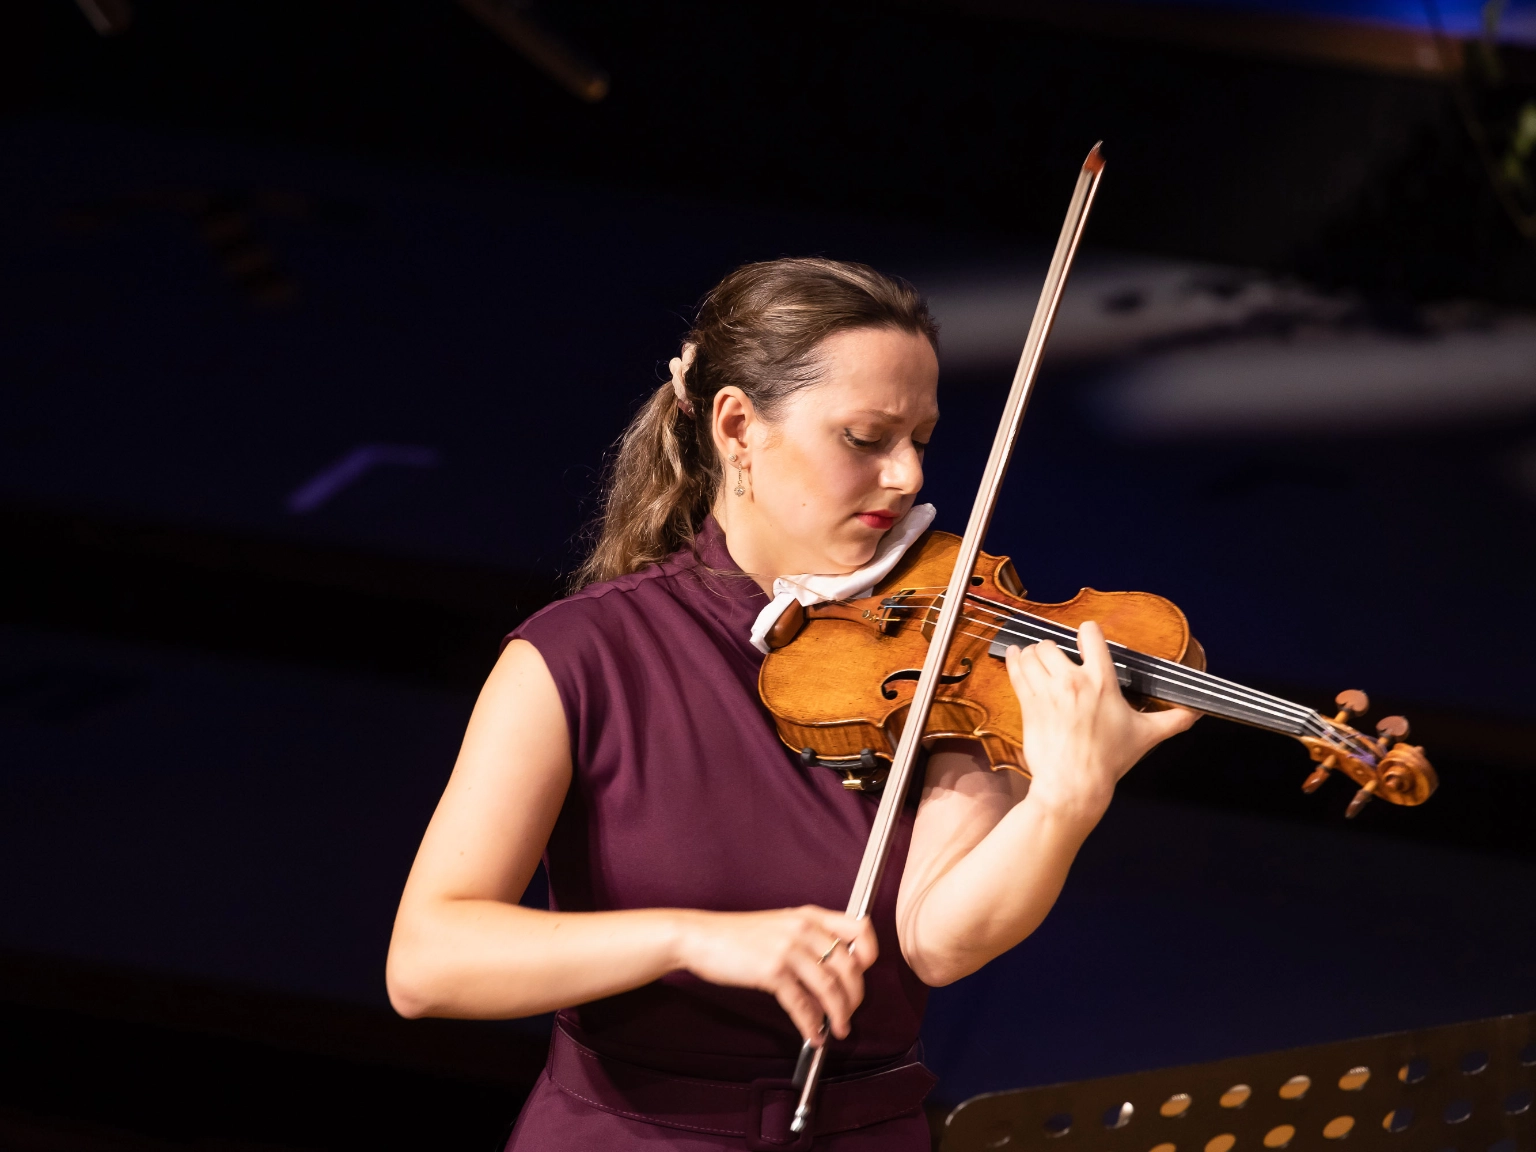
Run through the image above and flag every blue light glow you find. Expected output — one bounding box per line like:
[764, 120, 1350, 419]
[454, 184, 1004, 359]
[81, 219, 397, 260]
[1110, 0, 1536, 43]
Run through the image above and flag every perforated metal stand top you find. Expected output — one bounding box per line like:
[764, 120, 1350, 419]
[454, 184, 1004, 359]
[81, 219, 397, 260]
[940, 1011, 1536, 1152]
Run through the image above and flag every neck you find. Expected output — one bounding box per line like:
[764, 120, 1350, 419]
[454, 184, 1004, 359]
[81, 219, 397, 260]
[713, 497, 869, 597]
[710, 496, 780, 596]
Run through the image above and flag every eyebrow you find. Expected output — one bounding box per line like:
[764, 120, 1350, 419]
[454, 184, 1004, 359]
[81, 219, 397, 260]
[847, 408, 940, 422]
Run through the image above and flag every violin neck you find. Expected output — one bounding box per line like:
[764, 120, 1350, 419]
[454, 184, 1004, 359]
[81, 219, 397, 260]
[981, 603, 1322, 739]
[1112, 652, 1317, 737]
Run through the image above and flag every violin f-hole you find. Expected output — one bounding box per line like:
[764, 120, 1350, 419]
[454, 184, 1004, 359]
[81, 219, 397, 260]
[880, 658, 972, 700]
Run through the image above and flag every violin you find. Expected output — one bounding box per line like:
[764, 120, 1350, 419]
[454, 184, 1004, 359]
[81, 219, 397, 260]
[773, 144, 1436, 1134]
[758, 529, 1438, 816]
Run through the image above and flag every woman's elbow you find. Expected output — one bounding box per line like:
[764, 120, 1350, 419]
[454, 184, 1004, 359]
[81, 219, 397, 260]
[907, 953, 973, 988]
[385, 931, 438, 1019]
[901, 938, 978, 988]
[386, 976, 429, 1019]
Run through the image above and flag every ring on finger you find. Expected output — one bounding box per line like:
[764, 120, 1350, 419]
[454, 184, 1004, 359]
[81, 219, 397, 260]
[817, 937, 843, 965]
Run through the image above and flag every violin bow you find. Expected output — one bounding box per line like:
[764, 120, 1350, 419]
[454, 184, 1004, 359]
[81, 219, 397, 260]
[788, 142, 1108, 1135]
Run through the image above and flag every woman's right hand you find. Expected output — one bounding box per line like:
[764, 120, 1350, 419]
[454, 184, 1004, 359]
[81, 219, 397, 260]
[674, 907, 878, 1044]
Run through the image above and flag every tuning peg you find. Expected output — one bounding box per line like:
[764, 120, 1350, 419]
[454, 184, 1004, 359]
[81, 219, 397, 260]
[1302, 756, 1336, 793]
[1333, 689, 1369, 724]
[1345, 779, 1379, 818]
[1375, 715, 1409, 750]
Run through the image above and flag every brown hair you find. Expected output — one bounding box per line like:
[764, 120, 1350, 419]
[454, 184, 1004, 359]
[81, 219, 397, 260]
[571, 257, 939, 590]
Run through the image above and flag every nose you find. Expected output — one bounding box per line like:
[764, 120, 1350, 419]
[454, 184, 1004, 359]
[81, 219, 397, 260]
[883, 440, 924, 496]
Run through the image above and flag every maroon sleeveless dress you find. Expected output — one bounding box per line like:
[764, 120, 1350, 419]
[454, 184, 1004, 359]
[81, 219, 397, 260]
[503, 517, 934, 1150]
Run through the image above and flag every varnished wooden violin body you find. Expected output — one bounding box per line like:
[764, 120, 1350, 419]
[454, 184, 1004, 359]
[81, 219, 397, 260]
[759, 531, 1437, 816]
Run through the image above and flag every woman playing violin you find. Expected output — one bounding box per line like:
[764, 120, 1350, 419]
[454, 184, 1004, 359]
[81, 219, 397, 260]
[386, 258, 1198, 1150]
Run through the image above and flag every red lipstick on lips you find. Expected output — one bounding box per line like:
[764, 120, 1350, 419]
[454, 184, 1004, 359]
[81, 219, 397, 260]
[856, 511, 897, 531]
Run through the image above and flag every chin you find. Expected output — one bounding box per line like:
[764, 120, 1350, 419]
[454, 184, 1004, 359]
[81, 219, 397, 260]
[823, 529, 881, 572]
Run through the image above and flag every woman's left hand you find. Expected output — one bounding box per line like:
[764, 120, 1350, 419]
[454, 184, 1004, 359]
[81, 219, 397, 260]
[1005, 620, 1198, 828]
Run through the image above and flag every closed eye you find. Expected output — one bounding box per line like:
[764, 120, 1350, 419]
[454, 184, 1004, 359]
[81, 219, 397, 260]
[843, 429, 879, 449]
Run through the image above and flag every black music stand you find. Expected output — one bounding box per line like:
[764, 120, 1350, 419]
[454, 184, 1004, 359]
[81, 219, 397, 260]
[939, 1011, 1536, 1152]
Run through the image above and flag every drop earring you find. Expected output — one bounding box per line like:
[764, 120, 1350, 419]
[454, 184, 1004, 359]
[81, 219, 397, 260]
[728, 453, 745, 497]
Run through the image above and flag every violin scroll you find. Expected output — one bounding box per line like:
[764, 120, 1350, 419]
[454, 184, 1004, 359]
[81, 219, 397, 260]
[1379, 742, 1435, 802]
[1297, 691, 1438, 817]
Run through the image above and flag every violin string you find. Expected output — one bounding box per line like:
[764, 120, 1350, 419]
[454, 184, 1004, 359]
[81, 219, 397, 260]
[910, 611, 1317, 738]
[910, 588, 1326, 726]
[980, 623, 1317, 736]
[820, 581, 1375, 759]
[932, 630, 1365, 763]
[940, 619, 1302, 732]
[835, 584, 1310, 720]
[958, 605, 1366, 754]
[876, 595, 1373, 759]
[938, 609, 1369, 758]
[889, 596, 1314, 725]
[958, 596, 1320, 723]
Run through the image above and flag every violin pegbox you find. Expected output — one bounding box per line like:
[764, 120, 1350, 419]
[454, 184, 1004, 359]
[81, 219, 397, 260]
[1298, 690, 1438, 817]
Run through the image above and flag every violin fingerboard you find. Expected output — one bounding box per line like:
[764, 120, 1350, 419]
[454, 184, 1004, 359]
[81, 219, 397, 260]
[987, 628, 1315, 737]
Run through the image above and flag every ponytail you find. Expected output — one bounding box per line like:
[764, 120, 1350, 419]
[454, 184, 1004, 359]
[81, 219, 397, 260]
[570, 379, 715, 590]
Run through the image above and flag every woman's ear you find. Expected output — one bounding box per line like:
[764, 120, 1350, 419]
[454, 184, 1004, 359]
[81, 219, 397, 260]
[712, 387, 755, 464]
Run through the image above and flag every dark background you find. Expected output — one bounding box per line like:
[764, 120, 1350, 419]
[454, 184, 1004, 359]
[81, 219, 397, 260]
[3, 2, 1535, 1149]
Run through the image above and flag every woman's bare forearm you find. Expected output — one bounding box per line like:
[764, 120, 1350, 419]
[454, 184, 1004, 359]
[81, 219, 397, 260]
[386, 896, 878, 1039]
[387, 898, 696, 1019]
[900, 792, 1093, 986]
[900, 629, 1198, 987]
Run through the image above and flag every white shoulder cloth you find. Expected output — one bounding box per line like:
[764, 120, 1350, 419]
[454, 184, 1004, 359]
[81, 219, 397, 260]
[749, 503, 937, 654]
